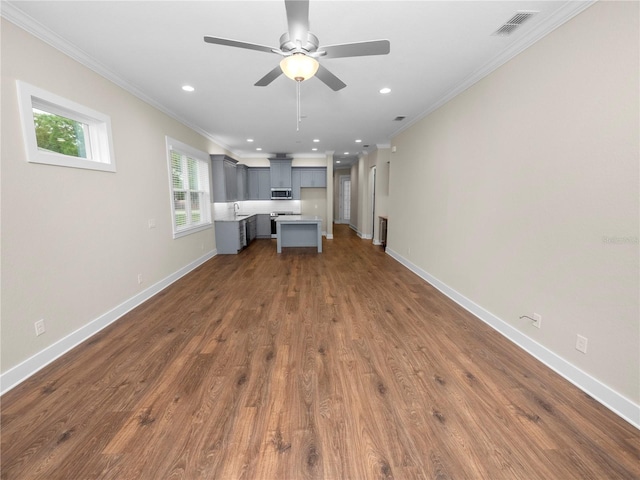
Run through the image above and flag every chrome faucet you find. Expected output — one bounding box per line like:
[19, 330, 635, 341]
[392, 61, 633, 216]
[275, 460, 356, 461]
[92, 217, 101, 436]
[234, 202, 240, 215]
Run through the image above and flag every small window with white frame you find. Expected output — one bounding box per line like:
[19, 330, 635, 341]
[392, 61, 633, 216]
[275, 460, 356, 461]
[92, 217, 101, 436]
[16, 80, 115, 172]
[166, 137, 212, 238]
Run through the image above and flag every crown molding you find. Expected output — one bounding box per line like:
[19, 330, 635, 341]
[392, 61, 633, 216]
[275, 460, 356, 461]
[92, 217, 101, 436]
[391, 0, 597, 138]
[236, 152, 271, 160]
[293, 152, 327, 159]
[1, 1, 240, 157]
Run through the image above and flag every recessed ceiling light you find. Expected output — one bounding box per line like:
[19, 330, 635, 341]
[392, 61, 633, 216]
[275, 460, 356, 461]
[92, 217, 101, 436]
[344, 152, 349, 155]
[336, 160, 341, 164]
[355, 139, 362, 143]
[256, 147, 262, 151]
[247, 138, 254, 142]
[182, 85, 195, 92]
[313, 139, 320, 143]
[379, 87, 391, 94]
[312, 148, 318, 151]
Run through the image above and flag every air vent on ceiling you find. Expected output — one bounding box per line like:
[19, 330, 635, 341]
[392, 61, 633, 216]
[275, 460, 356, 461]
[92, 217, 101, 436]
[492, 11, 538, 36]
[393, 116, 406, 122]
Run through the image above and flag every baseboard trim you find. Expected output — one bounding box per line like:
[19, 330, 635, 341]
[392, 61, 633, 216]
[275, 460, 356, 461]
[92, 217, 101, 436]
[386, 248, 640, 429]
[355, 230, 372, 240]
[0, 250, 217, 396]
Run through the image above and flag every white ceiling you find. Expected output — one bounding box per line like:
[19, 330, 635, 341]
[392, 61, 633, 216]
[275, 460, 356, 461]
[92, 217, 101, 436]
[3, 1, 593, 165]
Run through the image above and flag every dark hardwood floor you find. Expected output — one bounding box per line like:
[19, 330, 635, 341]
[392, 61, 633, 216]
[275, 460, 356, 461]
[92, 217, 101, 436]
[2, 224, 638, 479]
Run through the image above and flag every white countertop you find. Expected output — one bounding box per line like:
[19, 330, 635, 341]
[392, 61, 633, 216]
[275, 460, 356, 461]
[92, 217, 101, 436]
[214, 213, 256, 222]
[215, 212, 304, 222]
[275, 215, 322, 222]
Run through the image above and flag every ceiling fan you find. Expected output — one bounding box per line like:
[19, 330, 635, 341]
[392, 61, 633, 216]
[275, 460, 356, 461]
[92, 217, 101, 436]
[203, 0, 390, 91]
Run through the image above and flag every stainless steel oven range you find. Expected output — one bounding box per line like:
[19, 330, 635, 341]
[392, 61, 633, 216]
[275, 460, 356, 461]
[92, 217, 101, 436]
[270, 211, 294, 238]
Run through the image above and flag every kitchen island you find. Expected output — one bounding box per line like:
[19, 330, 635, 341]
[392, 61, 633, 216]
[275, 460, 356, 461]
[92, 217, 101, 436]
[276, 215, 322, 253]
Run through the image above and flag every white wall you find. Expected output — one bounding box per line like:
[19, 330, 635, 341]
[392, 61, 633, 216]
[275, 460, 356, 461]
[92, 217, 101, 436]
[354, 155, 371, 238]
[349, 162, 359, 232]
[388, 1, 639, 419]
[333, 167, 351, 222]
[350, 148, 391, 242]
[1, 20, 227, 382]
[300, 188, 328, 234]
[367, 148, 390, 244]
[363, 156, 371, 239]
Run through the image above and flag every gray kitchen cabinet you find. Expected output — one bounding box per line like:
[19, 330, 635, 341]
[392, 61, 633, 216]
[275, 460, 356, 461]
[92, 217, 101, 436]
[299, 167, 327, 188]
[236, 164, 248, 201]
[269, 159, 292, 188]
[256, 214, 271, 238]
[210, 154, 238, 202]
[291, 168, 301, 200]
[214, 220, 245, 254]
[248, 167, 270, 200]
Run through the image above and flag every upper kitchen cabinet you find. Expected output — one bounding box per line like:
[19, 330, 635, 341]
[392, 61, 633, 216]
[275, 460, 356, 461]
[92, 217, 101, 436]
[236, 164, 248, 201]
[291, 167, 301, 200]
[210, 154, 238, 202]
[269, 158, 292, 188]
[299, 167, 327, 188]
[248, 167, 271, 200]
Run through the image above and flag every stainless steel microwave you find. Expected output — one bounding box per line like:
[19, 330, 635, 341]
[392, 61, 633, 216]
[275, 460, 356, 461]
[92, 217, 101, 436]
[271, 188, 292, 200]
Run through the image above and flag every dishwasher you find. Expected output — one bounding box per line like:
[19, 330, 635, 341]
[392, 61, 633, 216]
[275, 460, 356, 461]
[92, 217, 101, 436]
[238, 219, 247, 249]
[245, 216, 257, 244]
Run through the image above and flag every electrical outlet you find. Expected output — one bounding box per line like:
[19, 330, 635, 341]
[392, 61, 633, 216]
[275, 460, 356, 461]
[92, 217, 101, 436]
[137, 274, 143, 285]
[148, 218, 156, 229]
[35, 319, 46, 336]
[576, 334, 588, 354]
[533, 313, 542, 329]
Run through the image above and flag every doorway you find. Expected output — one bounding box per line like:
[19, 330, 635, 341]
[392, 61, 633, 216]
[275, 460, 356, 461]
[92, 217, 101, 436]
[338, 175, 351, 224]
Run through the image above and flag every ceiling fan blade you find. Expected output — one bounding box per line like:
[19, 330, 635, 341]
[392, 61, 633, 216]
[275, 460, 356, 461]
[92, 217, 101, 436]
[284, 0, 310, 44]
[315, 64, 346, 91]
[204, 35, 277, 55]
[255, 65, 284, 87]
[322, 39, 390, 59]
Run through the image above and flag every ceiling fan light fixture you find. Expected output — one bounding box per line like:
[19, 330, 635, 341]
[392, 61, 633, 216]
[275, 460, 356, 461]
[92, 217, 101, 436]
[280, 53, 319, 82]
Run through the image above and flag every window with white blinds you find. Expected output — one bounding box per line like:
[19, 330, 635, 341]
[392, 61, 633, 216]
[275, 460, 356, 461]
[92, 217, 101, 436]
[166, 137, 211, 238]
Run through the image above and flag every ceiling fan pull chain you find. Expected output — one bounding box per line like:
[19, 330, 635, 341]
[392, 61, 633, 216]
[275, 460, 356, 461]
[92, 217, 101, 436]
[296, 80, 301, 131]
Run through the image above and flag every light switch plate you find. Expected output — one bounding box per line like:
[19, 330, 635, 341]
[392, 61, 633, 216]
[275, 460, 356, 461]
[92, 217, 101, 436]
[576, 334, 588, 354]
